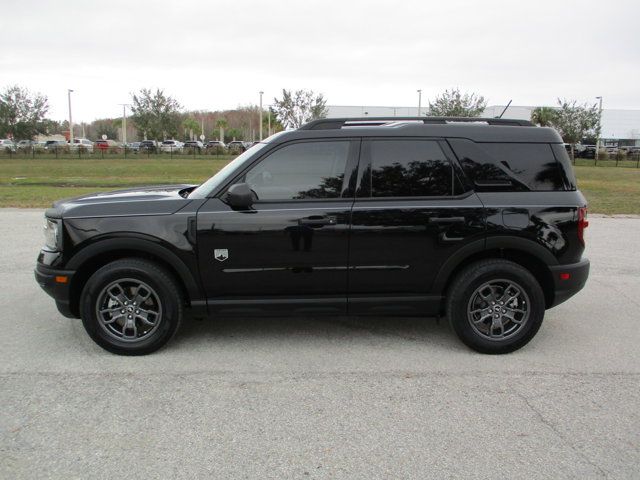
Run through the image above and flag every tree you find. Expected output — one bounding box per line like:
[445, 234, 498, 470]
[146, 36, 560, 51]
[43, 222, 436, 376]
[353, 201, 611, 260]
[90, 118, 119, 140]
[130, 88, 181, 140]
[182, 117, 200, 141]
[272, 89, 328, 129]
[530, 107, 557, 127]
[427, 88, 486, 117]
[550, 98, 600, 159]
[0, 85, 49, 139]
[215, 118, 227, 142]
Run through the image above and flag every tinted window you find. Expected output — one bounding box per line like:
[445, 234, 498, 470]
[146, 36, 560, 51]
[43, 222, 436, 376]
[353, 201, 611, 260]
[449, 139, 565, 191]
[369, 140, 455, 197]
[244, 141, 349, 200]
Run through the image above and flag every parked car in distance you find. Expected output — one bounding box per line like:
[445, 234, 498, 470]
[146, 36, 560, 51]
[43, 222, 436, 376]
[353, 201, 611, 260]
[578, 145, 596, 159]
[183, 141, 204, 152]
[604, 146, 618, 155]
[69, 138, 94, 152]
[227, 140, 247, 152]
[160, 140, 184, 153]
[139, 140, 158, 153]
[627, 146, 640, 156]
[0, 139, 16, 152]
[35, 116, 590, 356]
[17, 140, 35, 149]
[205, 140, 226, 150]
[95, 139, 120, 151]
[127, 142, 141, 152]
[44, 140, 67, 150]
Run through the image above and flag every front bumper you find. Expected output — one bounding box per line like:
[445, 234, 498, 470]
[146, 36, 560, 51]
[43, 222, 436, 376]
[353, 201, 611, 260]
[34, 262, 77, 318]
[549, 258, 590, 307]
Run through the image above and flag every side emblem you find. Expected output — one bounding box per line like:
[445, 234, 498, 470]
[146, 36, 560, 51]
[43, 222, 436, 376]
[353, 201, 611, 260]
[214, 249, 229, 262]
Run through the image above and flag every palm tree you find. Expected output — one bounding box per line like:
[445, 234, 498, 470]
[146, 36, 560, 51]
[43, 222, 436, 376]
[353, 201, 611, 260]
[216, 118, 228, 143]
[182, 118, 199, 141]
[530, 107, 557, 127]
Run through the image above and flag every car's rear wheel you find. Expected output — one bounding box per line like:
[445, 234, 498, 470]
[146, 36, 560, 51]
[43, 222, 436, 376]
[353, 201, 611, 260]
[446, 259, 545, 354]
[80, 258, 183, 355]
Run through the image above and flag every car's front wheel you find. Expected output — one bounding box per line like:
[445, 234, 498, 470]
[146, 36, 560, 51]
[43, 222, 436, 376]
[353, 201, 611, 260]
[446, 259, 545, 354]
[80, 258, 183, 355]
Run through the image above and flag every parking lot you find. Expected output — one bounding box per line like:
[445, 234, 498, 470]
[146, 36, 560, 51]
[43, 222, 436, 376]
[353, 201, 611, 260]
[1, 209, 639, 479]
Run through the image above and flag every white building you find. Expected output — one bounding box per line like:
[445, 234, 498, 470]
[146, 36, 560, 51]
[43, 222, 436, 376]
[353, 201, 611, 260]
[326, 105, 640, 145]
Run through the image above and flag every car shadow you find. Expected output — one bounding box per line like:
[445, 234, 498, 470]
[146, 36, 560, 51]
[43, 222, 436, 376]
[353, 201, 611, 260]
[172, 314, 458, 348]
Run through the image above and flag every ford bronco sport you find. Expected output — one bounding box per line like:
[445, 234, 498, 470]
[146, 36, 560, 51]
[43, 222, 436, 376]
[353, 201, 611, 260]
[35, 117, 590, 355]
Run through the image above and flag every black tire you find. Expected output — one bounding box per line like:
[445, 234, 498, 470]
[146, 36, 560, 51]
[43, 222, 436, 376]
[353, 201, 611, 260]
[80, 258, 183, 355]
[446, 259, 545, 354]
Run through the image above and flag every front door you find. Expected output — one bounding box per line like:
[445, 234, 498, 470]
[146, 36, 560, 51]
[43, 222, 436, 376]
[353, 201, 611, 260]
[196, 139, 360, 315]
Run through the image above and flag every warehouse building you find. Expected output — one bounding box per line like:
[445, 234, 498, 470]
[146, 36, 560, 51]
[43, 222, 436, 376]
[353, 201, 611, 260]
[326, 105, 640, 146]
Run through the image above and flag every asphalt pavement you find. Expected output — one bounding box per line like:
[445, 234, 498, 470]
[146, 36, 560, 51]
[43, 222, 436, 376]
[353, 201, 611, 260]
[1, 209, 639, 479]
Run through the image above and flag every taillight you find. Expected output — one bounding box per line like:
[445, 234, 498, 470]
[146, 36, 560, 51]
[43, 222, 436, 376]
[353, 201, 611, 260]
[577, 207, 589, 245]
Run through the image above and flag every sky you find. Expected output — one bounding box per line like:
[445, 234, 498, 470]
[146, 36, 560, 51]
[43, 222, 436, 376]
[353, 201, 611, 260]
[2, 0, 639, 122]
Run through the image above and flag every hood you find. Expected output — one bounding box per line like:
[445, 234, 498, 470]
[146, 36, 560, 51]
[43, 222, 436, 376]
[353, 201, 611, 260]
[47, 184, 197, 219]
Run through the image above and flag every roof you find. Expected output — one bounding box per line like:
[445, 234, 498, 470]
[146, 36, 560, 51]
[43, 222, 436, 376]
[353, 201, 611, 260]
[284, 117, 563, 143]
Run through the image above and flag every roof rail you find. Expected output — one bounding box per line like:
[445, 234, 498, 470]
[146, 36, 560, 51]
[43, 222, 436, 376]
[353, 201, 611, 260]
[300, 116, 534, 130]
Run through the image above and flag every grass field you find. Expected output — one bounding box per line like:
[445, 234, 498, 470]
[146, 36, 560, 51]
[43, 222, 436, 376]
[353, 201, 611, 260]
[0, 156, 638, 214]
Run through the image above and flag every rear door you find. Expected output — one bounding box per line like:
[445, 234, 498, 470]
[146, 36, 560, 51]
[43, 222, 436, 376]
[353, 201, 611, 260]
[348, 138, 485, 315]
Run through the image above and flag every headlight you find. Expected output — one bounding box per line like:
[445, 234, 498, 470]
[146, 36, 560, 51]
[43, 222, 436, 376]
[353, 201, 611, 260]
[43, 217, 61, 251]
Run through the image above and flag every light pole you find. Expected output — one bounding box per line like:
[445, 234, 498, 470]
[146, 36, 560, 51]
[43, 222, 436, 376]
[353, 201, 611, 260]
[259, 91, 264, 141]
[118, 103, 130, 145]
[595, 96, 603, 161]
[67, 89, 74, 144]
[267, 105, 271, 137]
[417, 89, 422, 117]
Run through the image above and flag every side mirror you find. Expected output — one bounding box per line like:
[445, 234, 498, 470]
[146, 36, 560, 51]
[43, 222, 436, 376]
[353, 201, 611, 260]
[225, 183, 254, 209]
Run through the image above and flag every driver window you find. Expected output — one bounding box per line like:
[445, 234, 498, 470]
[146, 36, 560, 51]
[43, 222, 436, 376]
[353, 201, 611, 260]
[243, 141, 349, 200]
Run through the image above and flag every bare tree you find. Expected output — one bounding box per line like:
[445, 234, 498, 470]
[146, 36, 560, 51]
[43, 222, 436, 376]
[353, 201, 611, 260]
[272, 89, 328, 129]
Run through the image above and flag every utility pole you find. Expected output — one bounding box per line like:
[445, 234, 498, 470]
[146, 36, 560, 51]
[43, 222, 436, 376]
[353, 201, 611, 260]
[595, 96, 603, 161]
[267, 105, 271, 137]
[417, 89, 422, 117]
[118, 103, 130, 145]
[67, 89, 74, 144]
[259, 91, 264, 141]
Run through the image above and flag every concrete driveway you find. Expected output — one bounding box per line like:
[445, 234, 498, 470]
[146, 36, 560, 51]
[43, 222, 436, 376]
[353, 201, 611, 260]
[1, 209, 639, 479]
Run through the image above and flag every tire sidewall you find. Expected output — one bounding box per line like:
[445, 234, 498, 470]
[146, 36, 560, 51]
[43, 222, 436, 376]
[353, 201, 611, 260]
[449, 261, 545, 354]
[80, 261, 181, 355]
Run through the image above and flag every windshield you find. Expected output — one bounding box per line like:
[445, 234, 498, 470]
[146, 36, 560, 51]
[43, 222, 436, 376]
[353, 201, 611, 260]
[189, 142, 270, 199]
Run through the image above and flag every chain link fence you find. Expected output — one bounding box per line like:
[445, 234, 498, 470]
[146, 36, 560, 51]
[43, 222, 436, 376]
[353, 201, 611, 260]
[0, 144, 246, 161]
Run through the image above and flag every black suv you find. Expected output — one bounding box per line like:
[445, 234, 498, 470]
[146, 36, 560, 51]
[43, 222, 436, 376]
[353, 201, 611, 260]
[35, 117, 590, 355]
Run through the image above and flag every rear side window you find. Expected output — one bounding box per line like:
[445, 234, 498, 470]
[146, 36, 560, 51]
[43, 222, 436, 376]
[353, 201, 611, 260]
[449, 139, 566, 191]
[368, 140, 458, 197]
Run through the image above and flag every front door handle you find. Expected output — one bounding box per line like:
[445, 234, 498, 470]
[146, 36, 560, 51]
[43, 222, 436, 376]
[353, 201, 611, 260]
[299, 215, 337, 227]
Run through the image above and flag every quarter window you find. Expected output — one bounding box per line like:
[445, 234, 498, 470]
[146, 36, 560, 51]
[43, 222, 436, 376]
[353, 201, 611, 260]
[449, 139, 565, 191]
[369, 140, 456, 197]
[244, 141, 349, 200]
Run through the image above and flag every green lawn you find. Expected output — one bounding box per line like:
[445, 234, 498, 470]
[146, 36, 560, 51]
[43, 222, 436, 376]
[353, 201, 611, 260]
[0, 156, 234, 208]
[0, 157, 638, 214]
[574, 165, 640, 215]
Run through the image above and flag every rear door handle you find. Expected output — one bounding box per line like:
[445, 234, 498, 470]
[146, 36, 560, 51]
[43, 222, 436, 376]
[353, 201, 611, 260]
[430, 216, 465, 224]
